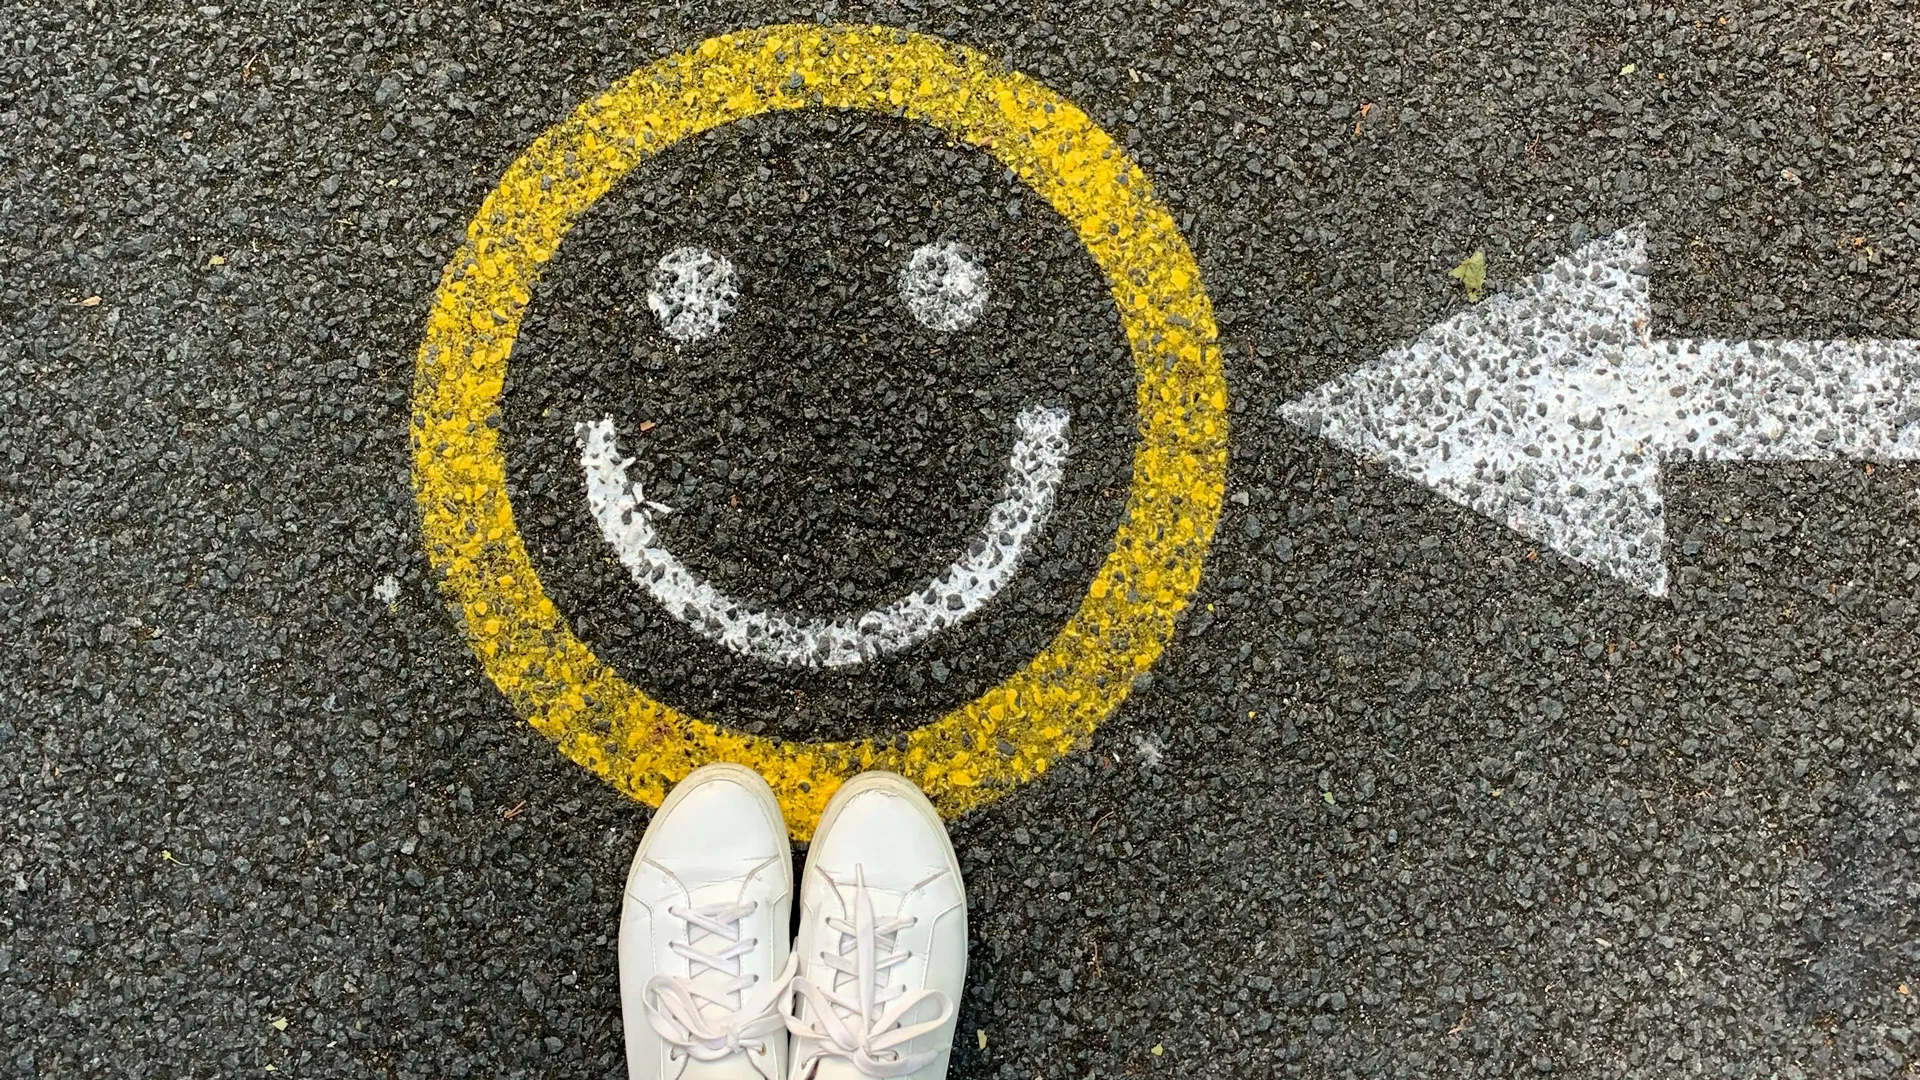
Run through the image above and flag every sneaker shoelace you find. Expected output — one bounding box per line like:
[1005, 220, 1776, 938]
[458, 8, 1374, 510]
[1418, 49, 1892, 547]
[786, 865, 955, 1079]
[643, 898, 797, 1070]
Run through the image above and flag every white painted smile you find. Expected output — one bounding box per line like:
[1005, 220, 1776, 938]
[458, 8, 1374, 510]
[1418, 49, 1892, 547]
[571, 242, 1070, 669]
[577, 407, 1069, 668]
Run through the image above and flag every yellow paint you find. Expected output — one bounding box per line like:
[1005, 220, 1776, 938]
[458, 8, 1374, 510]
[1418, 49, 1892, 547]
[411, 23, 1228, 837]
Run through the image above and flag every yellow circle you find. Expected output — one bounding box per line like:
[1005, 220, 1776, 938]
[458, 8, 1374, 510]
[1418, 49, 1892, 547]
[412, 23, 1227, 838]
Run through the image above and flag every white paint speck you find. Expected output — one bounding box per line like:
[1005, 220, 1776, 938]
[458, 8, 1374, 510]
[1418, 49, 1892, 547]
[1133, 733, 1164, 769]
[373, 574, 400, 605]
[898, 241, 989, 332]
[646, 246, 737, 342]
[576, 406, 1070, 668]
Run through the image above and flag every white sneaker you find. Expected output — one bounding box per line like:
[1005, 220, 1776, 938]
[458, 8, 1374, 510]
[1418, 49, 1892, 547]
[785, 771, 967, 1080]
[620, 764, 795, 1080]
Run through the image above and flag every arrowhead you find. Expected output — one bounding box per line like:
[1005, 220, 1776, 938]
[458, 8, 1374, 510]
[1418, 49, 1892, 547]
[1283, 225, 1677, 596]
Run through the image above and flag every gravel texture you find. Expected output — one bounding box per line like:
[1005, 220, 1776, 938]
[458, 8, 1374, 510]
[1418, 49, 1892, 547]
[3, 2, 1918, 1078]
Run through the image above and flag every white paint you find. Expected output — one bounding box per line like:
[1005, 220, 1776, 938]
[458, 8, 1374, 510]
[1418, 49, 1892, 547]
[373, 574, 401, 605]
[1132, 733, 1164, 769]
[1282, 225, 1920, 597]
[577, 407, 1071, 667]
[646, 246, 738, 342]
[898, 241, 989, 332]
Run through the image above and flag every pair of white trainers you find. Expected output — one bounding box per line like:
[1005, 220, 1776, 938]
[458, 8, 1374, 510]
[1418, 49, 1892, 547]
[619, 765, 968, 1080]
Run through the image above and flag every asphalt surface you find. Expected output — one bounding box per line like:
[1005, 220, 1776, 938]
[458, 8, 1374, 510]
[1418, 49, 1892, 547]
[4, 2, 1919, 1077]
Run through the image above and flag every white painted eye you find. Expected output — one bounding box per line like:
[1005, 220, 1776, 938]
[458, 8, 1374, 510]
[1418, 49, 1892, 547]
[898, 241, 989, 332]
[646, 246, 737, 342]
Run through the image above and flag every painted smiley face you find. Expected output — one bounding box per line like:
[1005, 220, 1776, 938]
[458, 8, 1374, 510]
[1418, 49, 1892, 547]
[503, 113, 1140, 735]
[412, 25, 1225, 830]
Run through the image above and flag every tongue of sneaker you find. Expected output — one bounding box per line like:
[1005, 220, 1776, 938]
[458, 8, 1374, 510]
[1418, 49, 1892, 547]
[676, 872, 762, 1026]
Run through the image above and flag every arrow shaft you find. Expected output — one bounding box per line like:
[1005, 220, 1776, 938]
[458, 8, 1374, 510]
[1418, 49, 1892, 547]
[1636, 337, 1920, 462]
[1282, 225, 1920, 598]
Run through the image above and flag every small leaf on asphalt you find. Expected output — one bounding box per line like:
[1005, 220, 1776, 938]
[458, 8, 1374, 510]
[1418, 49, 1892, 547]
[1448, 250, 1487, 302]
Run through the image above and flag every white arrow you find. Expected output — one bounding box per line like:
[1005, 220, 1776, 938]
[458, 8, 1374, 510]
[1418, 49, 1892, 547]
[1282, 225, 1920, 596]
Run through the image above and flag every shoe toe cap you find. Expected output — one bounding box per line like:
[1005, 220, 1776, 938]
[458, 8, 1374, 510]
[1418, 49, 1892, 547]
[634, 768, 788, 885]
[812, 784, 958, 889]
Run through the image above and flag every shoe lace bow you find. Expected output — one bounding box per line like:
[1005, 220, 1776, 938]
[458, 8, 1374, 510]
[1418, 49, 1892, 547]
[643, 898, 796, 1069]
[786, 865, 954, 1078]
